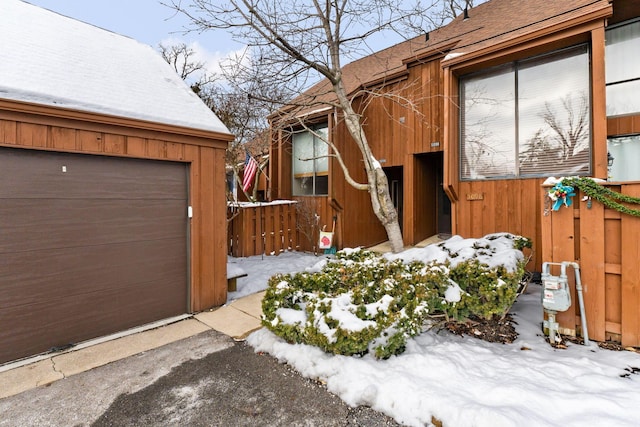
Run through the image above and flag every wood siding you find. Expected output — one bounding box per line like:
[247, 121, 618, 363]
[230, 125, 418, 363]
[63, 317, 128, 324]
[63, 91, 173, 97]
[269, 59, 448, 251]
[364, 60, 445, 161]
[455, 178, 544, 269]
[541, 182, 640, 346]
[608, 114, 640, 136]
[332, 104, 388, 248]
[0, 100, 230, 312]
[412, 60, 445, 154]
[228, 202, 300, 257]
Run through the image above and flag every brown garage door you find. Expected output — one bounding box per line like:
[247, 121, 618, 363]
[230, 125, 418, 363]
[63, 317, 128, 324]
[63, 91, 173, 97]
[0, 147, 188, 364]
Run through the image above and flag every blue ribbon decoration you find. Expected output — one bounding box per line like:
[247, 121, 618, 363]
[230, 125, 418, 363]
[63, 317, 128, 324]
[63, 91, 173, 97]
[549, 183, 575, 211]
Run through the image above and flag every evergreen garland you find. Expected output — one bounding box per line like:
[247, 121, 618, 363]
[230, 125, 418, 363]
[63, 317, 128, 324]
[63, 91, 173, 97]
[561, 177, 640, 218]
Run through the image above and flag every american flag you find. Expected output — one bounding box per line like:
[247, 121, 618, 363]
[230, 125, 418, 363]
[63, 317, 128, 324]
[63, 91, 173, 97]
[241, 151, 259, 192]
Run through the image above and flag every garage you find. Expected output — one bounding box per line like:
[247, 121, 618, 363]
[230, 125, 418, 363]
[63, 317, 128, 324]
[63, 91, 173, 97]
[1, 1, 234, 365]
[0, 148, 189, 363]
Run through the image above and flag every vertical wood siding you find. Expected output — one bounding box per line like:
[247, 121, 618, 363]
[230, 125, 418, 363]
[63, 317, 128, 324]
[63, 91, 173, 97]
[363, 60, 445, 164]
[455, 178, 543, 269]
[332, 107, 389, 248]
[608, 115, 640, 136]
[541, 182, 640, 346]
[0, 110, 228, 311]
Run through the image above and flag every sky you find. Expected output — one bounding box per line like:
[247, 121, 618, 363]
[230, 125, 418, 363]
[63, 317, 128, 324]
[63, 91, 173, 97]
[24, 0, 242, 76]
[229, 232, 640, 427]
[23, 0, 411, 80]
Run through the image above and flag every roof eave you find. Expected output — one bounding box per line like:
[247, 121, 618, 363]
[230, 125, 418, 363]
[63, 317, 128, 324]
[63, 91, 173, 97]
[441, 2, 613, 68]
[0, 98, 234, 145]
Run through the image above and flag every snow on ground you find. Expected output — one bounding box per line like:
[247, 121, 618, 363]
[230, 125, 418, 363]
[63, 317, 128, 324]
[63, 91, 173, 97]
[229, 240, 640, 427]
[226, 251, 321, 302]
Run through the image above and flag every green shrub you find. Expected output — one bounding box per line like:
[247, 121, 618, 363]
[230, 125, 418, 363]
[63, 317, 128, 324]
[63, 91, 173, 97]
[445, 259, 524, 321]
[262, 235, 529, 359]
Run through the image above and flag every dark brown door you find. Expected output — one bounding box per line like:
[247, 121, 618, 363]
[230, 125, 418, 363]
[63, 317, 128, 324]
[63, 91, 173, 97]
[0, 147, 188, 364]
[384, 166, 403, 232]
[435, 154, 451, 235]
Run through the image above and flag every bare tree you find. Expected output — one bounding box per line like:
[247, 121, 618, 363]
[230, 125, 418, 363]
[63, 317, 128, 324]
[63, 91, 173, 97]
[542, 92, 590, 162]
[159, 42, 289, 201]
[159, 42, 216, 93]
[166, 0, 475, 252]
[206, 51, 293, 201]
[517, 92, 590, 176]
[519, 129, 553, 174]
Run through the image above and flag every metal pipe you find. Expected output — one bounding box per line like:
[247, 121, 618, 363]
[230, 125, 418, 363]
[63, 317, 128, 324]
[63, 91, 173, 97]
[548, 311, 557, 344]
[564, 262, 591, 346]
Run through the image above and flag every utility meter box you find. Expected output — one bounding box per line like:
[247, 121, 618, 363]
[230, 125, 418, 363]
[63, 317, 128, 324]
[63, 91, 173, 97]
[541, 269, 572, 312]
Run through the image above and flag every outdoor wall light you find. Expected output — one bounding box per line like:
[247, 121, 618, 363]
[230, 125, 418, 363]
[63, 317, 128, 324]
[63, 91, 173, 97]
[607, 151, 615, 167]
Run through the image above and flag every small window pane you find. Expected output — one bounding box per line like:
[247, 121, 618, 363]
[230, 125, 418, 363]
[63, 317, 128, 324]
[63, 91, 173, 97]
[607, 135, 640, 182]
[606, 20, 640, 117]
[461, 65, 516, 179]
[606, 20, 640, 84]
[293, 175, 313, 195]
[607, 80, 640, 116]
[315, 175, 329, 195]
[293, 131, 314, 175]
[292, 125, 329, 196]
[315, 127, 329, 173]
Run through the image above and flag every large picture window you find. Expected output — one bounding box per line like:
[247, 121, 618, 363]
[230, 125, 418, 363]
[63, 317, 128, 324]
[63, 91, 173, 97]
[606, 19, 640, 116]
[292, 125, 329, 196]
[460, 45, 591, 180]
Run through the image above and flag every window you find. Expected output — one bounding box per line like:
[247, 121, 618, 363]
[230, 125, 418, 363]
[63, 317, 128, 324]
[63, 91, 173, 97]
[460, 45, 591, 180]
[607, 135, 640, 182]
[292, 125, 329, 195]
[606, 20, 640, 116]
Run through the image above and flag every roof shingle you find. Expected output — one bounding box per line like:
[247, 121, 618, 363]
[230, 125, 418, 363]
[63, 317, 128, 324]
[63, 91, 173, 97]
[289, 0, 611, 111]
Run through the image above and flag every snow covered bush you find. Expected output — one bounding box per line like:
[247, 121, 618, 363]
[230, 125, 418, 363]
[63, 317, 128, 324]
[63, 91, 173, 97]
[262, 251, 445, 359]
[446, 259, 525, 321]
[441, 234, 530, 321]
[262, 233, 530, 359]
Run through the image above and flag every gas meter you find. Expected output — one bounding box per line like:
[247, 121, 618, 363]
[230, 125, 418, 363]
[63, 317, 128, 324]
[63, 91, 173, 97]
[541, 264, 571, 312]
[540, 261, 591, 347]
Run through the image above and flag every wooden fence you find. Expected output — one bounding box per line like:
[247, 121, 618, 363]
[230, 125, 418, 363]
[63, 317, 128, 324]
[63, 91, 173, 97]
[227, 201, 300, 257]
[541, 182, 640, 346]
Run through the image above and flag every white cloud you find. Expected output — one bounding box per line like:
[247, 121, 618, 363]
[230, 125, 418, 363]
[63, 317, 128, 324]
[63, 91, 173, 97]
[159, 36, 248, 79]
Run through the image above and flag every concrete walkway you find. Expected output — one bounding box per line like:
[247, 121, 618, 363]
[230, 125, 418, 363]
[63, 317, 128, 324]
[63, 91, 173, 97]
[0, 291, 265, 400]
[367, 233, 446, 253]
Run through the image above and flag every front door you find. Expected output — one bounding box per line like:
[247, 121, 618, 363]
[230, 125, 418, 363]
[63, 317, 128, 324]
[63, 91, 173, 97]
[435, 157, 451, 235]
[384, 166, 403, 232]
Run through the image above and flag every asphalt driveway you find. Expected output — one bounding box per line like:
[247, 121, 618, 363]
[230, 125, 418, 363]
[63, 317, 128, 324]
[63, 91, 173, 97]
[0, 330, 399, 426]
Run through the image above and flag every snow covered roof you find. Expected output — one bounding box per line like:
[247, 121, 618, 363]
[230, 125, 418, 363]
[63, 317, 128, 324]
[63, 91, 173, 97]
[0, 1, 231, 136]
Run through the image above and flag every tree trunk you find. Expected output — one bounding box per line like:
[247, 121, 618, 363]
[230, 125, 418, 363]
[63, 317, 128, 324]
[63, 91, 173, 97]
[369, 164, 404, 252]
[335, 87, 404, 253]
